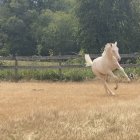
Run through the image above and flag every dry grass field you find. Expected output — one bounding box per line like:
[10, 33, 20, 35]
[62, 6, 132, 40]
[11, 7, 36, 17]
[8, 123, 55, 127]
[0, 81, 140, 140]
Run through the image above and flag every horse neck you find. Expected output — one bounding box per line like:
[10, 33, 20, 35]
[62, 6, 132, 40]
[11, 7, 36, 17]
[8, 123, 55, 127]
[102, 50, 113, 60]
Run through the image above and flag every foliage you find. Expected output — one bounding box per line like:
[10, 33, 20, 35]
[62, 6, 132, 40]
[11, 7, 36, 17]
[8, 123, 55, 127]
[0, 68, 94, 81]
[35, 11, 79, 55]
[0, 0, 79, 56]
[76, 0, 140, 53]
[0, 0, 140, 56]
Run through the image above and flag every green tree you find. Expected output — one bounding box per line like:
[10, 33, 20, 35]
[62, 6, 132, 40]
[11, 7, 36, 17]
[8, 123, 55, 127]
[0, 0, 37, 55]
[76, 0, 140, 53]
[0, 0, 79, 56]
[35, 11, 79, 55]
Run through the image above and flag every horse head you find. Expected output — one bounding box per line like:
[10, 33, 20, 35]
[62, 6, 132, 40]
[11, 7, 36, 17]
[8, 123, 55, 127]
[111, 42, 121, 61]
[104, 42, 121, 61]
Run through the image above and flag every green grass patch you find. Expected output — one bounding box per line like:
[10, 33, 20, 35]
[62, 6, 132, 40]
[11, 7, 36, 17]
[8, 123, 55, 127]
[0, 59, 140, 81]
[0, 68, 95, 81]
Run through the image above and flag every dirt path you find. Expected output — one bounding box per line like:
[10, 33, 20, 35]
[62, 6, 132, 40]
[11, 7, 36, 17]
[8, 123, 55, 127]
[0, 81, 139, 121]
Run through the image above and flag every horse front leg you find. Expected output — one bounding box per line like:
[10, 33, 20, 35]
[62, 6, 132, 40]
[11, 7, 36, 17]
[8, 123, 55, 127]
[116, 62, 130, 82]
[119, 66, 130, 82]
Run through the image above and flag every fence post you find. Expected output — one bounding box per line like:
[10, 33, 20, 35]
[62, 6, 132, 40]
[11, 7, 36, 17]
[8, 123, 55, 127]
[14, 55, 18, 82]
[59, 61, 62, 77]
[58, 53, 62, 80]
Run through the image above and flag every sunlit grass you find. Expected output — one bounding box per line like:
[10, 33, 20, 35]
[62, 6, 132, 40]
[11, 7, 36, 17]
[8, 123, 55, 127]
[0, 82, 140, 140]
[0, 98, 140, 140]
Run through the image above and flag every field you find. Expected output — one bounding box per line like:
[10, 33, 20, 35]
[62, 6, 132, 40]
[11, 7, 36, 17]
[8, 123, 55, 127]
[0, 81, 140, 140]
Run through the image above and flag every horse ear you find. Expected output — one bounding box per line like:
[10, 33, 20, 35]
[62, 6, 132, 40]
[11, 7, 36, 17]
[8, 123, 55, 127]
[115, 41, 117, 46]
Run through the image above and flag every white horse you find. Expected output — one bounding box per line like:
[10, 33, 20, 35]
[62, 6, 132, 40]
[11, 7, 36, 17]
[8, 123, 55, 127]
[85, 42, 130, 95]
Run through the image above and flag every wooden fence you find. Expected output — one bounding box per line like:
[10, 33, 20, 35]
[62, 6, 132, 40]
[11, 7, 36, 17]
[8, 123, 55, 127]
[0, 53, 140, 77]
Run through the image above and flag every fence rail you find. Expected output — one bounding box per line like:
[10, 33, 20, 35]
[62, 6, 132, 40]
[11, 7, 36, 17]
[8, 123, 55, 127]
[0, 54, 139, 78]
[0, 53, 139, 61]
[0, 55, 81, 61]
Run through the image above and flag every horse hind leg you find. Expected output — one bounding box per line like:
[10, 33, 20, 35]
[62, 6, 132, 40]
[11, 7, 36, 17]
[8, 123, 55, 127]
[104, 81, 116, 95]
[102, 75, 110, 94]
[103, 80, 109, 94]
[102, 76, 116, 95]
[114, 81, 118, 90]
[108, 71, 119, 90]
[96, 72, 116, 95]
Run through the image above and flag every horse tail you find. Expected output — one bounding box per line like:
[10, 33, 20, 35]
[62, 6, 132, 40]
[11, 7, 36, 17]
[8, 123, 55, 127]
[85, 54, 93, 67]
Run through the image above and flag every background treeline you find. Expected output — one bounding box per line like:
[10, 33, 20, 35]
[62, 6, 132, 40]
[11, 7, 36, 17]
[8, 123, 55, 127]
[0, 0, 140, 56]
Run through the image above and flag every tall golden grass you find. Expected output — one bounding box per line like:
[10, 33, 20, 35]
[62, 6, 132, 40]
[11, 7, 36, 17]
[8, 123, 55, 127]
[0, 82, 140, 140]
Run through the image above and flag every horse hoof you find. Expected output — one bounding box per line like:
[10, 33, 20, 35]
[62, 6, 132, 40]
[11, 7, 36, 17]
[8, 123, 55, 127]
[127, 78, 131, 83]
[114, 87, 118, 90]
[110, 91, 116, 96]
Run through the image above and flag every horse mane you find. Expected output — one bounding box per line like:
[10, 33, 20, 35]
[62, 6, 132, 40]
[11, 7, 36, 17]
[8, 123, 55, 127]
[102, 43, 109, 56]
[102, 43, 113, 58]
[102, 51, 105, 57]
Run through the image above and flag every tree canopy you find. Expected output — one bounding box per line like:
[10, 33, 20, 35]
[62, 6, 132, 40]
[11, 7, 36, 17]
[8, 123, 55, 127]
[0, 0, 140, 56]
[76, 0, 140, 53]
